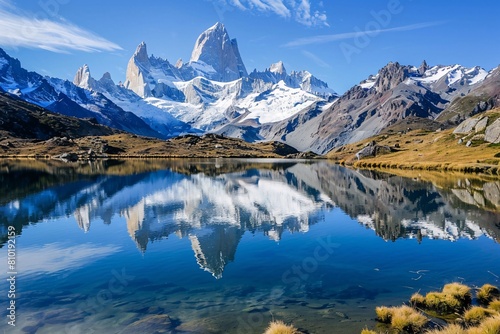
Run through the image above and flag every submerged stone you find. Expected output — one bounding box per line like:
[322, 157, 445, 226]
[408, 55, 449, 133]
[120, 314, 175, 334]
[42, 308, 88, 324]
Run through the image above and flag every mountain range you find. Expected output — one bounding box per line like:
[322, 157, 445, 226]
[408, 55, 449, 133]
[0, 22, 499, 154]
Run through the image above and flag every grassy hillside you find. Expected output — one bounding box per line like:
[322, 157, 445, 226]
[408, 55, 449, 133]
[327, 109, 500, 175]
[0, 133, 309, 159]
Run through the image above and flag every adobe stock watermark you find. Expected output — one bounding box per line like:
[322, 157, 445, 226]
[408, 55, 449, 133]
[235, 235, 340, 334]
[6, 225, 17, 328]
[340, 0, 408, 63]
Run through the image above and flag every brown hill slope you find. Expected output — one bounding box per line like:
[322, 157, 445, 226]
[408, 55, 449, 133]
[327, 109, 500, 174]
[0, 92, 117, 139]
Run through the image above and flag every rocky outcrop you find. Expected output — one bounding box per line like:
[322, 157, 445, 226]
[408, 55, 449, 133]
[454, 116, 489, 134]
[373, 62, 411, 93]
[418, 60, 428, 76]
[485, 118, 500, 143]
[355, 141, 393, 160]
[454, 113, 500, 144]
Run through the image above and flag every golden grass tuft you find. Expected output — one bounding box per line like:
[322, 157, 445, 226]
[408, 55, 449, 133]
[424, 292, 462, 315]
[360, 329, 377, 334]
[477, 284, 500, 305]
[375, 306, 394, 323]
[488, 299, 500, 312]
[390, 305, 428, 333]
[263, 320, 300, 334]
[442, 283, 472, 303]
[420, 283, 472, 315]
[467, 315, 500, 334]
[424, 324, 466, 334]
[368, 283, 500, 334]
[410, 293, 426, 308]
[463, 306, 498, 326]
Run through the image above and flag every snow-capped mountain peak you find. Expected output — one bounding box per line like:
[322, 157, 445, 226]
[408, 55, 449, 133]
[189, 22, 247, 82]
[98, 72, 117, 91]
[133, 41, 150, 66]
[73, 64, 97, 90]
[412, 64, 488, 87]
[270, 61, 286, 75]
[124, 42, 154, 97]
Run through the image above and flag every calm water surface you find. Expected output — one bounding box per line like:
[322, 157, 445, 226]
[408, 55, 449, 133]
[0, 159, 499, 334]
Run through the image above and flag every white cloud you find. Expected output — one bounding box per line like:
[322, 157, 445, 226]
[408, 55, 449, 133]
[214, 0, 328, 26]
[295, 0, 329, 27]
[283, 22, 443, 47]
[0, 3, 122, 53]
[1, 243, 121, 277]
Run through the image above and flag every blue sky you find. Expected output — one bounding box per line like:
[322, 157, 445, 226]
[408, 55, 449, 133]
[0, 0, 499, 93]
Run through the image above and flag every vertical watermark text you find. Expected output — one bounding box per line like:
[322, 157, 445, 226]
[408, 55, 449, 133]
[6, 225, 17, 327]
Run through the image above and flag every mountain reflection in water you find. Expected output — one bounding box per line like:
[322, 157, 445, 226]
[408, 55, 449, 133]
[1, 160, 499, 278]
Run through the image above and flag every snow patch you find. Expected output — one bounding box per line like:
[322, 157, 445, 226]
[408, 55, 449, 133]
[0, 57, 7, 70]
[468, 68, 488, 85]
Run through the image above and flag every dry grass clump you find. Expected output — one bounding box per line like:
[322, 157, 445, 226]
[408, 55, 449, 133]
[360, 329, 377, 334]
[410, 293, 426, 308]
[467, 315, 500, 334]
[362, 283, 500, 334]
[390, 306, 428, 333]
[442, 283, 472, 304]
[263, 320, 300, 334]
[423, 291, 463, 315]
[424, 324, 467, 334]
[375, 306, 394, 323]
[488, 299, 500, 312]
[418, 283, 472, 315]
[463, 306, 498, 326]
[477, 284, 500, 305]
[375, 305, 428, 333]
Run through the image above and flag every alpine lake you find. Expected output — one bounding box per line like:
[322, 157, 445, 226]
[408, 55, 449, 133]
[1, 159, 499, 334]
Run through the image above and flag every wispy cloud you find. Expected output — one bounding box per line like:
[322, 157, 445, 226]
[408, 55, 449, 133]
[212, 0, 328, 27]
[283, 22, 443, 47]
[301, 50, 331, 68]
[0, 2, 122, 53]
